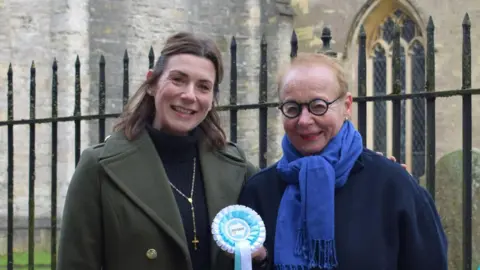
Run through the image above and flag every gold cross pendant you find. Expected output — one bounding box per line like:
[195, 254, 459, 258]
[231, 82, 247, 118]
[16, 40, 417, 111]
[192, 236, 199, 250]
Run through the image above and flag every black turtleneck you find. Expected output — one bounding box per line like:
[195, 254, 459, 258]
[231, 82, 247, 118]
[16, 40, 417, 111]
[146, 125, 211, 270]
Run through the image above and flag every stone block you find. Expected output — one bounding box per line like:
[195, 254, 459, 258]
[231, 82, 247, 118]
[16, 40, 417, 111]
[419, 148, 480, 269]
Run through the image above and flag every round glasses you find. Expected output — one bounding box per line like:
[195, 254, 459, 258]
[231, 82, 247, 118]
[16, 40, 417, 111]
[278, 96, 341, 119]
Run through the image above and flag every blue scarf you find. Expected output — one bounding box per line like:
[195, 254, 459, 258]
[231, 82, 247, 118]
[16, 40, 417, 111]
[274, 121, 363, 269]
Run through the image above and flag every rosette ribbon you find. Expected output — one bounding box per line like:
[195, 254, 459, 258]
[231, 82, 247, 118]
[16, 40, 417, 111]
[234, 240, 253, 270]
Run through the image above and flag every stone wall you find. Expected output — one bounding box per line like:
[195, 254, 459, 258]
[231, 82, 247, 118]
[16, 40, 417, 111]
[0, 0, 91, 227]
[0, 0, 293, 247]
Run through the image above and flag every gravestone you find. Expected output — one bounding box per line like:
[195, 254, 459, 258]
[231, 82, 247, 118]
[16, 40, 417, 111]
[419, 149, 480, 270]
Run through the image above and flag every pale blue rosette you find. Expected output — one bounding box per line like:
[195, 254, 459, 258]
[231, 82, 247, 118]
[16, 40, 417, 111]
[211, 205, 266, 270]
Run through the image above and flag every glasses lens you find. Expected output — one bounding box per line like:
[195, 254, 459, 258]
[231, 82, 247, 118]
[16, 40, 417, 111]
[309, 99, 328, 115]
[281, 102, 300, 118]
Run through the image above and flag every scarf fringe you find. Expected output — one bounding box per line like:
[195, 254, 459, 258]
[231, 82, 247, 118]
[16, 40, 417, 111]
[293, 232, 339, 269]
[294, 229, 308, 259]
[309, 239, 338, 268]
[274, 265, 310, 270]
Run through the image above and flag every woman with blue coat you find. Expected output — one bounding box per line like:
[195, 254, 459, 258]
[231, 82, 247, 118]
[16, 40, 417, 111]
[240, 53, 448, 270]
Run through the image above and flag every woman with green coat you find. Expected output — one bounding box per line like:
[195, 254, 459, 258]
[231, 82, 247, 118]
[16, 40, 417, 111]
[57, 32, 263, 270]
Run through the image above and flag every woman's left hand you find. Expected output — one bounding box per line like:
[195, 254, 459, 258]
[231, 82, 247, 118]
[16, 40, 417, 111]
[252, 246, 267, 262]
[376, 152, 408, 171]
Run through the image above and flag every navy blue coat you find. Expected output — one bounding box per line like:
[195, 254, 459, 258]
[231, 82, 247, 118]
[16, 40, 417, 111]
[238, 149, 448, 270]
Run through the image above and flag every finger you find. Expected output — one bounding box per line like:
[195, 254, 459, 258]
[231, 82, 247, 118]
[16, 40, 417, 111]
[388, 156, 397, 162]
[400, 164, 412, 174]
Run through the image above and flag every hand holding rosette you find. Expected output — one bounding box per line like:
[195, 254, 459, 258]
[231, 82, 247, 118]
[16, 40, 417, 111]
[211, 205, 266, 270]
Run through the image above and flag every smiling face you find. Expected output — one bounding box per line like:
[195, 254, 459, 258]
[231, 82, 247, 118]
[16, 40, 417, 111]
[149, 53, 216, 135]
[279, 62, 352, 155]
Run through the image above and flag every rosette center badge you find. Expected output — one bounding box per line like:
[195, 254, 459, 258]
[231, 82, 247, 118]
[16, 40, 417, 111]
[211, 205, 266, 254]
[225, 219, 250, 240]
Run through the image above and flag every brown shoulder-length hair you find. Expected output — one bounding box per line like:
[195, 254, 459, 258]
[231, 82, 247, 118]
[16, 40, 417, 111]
[113, 32, 226, 150]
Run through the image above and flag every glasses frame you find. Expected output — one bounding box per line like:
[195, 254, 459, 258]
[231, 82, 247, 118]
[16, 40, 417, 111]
[278, 96, 342, 119]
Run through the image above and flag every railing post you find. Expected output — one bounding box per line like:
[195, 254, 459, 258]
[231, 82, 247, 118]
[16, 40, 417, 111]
[123, 50, 129, 109]
[7, 63, 14, 270]
[290, 30, 298, 59]
[258, 34, 268, 168]
[149, 46, 155, 69]
[51, 59, 59, 270]
[391, 24, 402, 161]
[461, 13, 472, 270]
[357, 25, 367, 146]
[99, 55, 106, 143]
[425, 16, 436, 200]
[74, 56, 82, 166]
[28, 61, 36, 269]
[230, 36, 238, 143]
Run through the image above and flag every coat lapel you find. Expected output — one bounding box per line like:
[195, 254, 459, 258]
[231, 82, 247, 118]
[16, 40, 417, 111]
[198, 142, 248, 265]
[98, 131, 190, 263]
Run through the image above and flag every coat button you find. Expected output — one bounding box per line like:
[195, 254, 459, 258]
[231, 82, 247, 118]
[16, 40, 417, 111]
[146, 248, 157, 259]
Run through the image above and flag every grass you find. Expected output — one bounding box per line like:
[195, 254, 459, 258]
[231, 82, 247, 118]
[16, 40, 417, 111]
[0, 251, 51, 269]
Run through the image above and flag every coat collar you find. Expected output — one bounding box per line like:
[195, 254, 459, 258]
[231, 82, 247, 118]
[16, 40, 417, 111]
[98, 130, 246, 268]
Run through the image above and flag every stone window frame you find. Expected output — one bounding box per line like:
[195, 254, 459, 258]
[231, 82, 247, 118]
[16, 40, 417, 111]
[365, 9, 426, 177]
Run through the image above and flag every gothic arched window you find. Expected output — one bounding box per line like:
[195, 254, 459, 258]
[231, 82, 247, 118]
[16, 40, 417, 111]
[367, 9, 426, 178]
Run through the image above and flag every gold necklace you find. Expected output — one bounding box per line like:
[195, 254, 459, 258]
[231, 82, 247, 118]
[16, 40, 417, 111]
[168, 157, 199, 250]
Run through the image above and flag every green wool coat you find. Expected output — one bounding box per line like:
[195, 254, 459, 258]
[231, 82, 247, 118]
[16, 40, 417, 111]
[57, 129, 258, 270]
